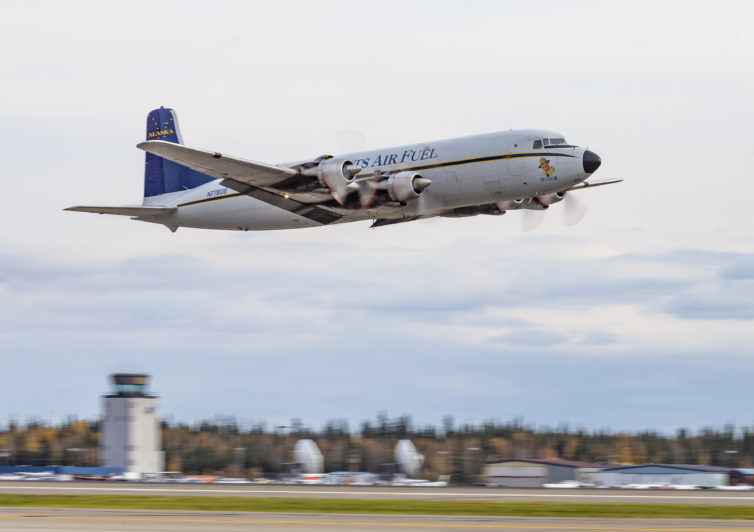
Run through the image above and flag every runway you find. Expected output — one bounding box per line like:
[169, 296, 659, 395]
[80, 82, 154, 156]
[1, 508, 754, 532]
[3, 482, 754, 505]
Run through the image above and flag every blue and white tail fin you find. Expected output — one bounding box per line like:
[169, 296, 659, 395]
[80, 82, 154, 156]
[143, 107, 214, 199]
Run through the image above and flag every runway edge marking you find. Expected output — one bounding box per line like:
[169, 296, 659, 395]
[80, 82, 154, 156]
[3, 486, 754, 501]
[0, 514, 751, 531]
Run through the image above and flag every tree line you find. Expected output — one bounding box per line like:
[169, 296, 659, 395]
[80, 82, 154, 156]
[2, 415, 753, 483]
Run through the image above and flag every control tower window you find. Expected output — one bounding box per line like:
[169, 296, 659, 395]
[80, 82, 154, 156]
[532, 139, 542, 149]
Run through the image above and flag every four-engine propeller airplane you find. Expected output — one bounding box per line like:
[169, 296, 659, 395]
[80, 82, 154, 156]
[66, 107, 621, 231]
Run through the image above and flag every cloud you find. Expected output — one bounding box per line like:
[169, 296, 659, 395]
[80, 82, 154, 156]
[488, 329, 568, 348]
[721, 259, 754, 281]
[665, 288, 754, 321]
[3, 247, 753, 352]
[579, 331, 620, 345]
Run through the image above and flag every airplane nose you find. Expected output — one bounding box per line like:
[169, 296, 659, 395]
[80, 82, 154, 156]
[583, 150, 601, 173]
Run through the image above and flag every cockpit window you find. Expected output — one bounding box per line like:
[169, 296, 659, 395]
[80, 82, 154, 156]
[534, 137, 570, 149]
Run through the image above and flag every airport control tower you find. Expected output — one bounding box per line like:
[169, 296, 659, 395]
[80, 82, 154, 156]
[101, 374, 164, 476]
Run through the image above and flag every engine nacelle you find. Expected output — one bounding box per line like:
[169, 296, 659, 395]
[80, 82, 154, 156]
[386, 171, 432, 203]
[538, 191, 567, 207]
[302, 157, 361, 204]
[499, 192, 567, 211]
[496, 198, 525, 211]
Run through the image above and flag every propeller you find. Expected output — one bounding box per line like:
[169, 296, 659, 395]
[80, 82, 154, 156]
[416, 195, 441, 225]
[331, 132, 438, 224]
[520, 209, 546, 231]
[333, 129, 367, 155]
[358, 169, 381, 208]
[561, 193, 588, 226]
[518, 192, 588, 231]
[333, 129, 375, 207]
[405, 145, 440, 224]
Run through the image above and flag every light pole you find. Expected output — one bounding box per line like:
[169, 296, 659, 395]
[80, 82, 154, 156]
[276, 425, 292, 475]
[725, 450, 739, 468]
[233, 447, 246, 478]
[436, 450, 450, 477]
[464, 447, 481, 485]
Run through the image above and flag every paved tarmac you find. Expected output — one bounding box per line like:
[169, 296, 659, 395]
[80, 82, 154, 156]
[1, 508, 754, 532]
[3, 482, 754, 505]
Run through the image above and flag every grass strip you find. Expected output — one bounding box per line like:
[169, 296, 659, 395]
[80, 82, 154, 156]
[0, 495, 753, 520]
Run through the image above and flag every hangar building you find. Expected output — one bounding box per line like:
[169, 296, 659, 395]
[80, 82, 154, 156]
[483, 459, 605, 488]
[598, 464, 737, 487]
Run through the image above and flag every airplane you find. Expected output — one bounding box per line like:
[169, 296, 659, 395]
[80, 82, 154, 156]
[66, 107, 621, 231]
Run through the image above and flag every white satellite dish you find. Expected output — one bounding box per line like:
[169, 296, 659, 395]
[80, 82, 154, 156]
[394, 440, 424, 478]
[293, 439, 324, 474]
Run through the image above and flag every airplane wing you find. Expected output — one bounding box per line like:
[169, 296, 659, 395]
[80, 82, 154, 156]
[136, 140, 298, 187]
[137, 140, 344, 225]
[64, 205, 176, 216]
[566, 178, 623, 191]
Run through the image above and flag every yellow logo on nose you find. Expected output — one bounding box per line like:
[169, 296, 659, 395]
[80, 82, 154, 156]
[538, 157, 555, 177]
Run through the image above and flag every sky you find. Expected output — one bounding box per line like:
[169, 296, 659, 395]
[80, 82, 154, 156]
[1, 0, 753, 434]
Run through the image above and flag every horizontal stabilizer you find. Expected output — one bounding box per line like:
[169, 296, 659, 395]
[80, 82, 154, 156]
[566, 178, 623, 191]
[64, 205, 176, 216]
[137, 140, 297, 188]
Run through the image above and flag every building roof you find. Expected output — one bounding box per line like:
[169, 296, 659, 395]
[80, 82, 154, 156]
[485, 458, 607, 469]
[602, 464, 733, 473]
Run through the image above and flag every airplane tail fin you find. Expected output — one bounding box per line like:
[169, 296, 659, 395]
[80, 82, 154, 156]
[143, 107, 214, 199]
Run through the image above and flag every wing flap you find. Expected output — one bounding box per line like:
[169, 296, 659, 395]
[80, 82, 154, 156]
[65, 205, 176, 216]
[219, 180, 343, 225]
[137, 140, 298, 188]
[370, 216, 423, 228]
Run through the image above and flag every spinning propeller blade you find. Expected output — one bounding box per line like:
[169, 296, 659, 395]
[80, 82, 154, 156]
[562, 193, 588, 226]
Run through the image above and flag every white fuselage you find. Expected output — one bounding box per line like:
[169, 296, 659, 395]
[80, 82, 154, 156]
[143, 129, 591, 231]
